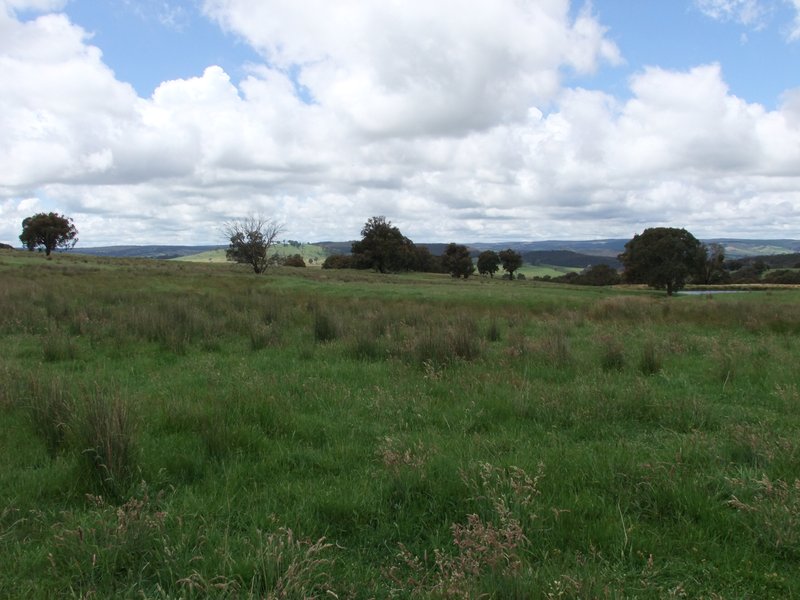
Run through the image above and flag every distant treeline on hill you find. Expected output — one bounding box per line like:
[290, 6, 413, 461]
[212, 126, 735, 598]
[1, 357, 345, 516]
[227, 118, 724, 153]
[731, 253, 800, 270]
[8, 237, 798, 269]
[522, 250, 622, 270]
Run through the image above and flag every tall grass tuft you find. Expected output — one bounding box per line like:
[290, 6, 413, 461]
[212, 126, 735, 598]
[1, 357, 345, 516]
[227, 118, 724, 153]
[411, 317, 482, 366]
[728, 476, 800, 559]
[598, 334, 626, 372]
[485, 317, 502, 342]
[41, 328, 80, 362]
[313, 310, 340, 343]
[537, 326, 572, 367]
[246, 528, 336, 598]
[74, 387, 138, 498]
[388, 462, 540, 597]
[348, 327, 385, 360]
[48, 484, 169, 593]
[639, 339, 662, 375]
[26, 377, 73, 457]
[0, 363, 23, 409]
[250, 322, 280, 351]
[449, 315, 483, 361]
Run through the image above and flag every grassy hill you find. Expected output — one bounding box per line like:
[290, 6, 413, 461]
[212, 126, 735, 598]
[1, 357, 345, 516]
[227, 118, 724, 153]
[75, 245, 224, 259]
[175, 243, 330, 266]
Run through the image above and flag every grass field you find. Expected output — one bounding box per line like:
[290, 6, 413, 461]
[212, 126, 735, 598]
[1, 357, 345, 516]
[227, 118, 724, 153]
[175, 243, 329, 266]
[517, 264, 582, 279]
[1, 249, 799, 598]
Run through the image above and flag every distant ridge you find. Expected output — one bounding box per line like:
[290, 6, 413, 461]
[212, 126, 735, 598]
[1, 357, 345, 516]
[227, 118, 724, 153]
[76, 245, 225, 259]
[73, 239, 799, 264]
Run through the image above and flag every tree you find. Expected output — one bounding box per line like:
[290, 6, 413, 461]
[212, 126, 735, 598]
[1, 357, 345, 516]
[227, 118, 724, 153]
[282, 254, 306, 268]
[618, 227, 704, 295]
[412, 245, 442, 273]
[441, 243, 475, 279]
[499, 249, 523, 280]
[322, 254, 353, 269]
[477, 250, 500, 277]
[224, 216, 284, 274]
[697, 243, 729, 284]
[579, 263, 621, 286]
[351, 216, 416, 273]
[19, 212, 78, 256]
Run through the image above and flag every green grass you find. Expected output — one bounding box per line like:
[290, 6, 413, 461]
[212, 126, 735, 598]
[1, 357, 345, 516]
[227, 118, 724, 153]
[517, 263, 583, 278]
[176, 243, 330, 266]
[1, 249, 800, 597]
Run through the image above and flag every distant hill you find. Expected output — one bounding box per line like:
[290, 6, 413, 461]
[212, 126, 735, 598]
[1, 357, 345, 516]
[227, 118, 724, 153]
[315, 241, 355, 256]
[76, 245, 225, 259]
[707, 239, 800, 258]
[71, 238, 800, 264]
[468, 239, 628, 258]
[175, 243, 329, 265]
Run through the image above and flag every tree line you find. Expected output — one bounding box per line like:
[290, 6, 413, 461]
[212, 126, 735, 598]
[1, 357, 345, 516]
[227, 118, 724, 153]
[16, 213, 798, 293]
[319, 216, 525, 280]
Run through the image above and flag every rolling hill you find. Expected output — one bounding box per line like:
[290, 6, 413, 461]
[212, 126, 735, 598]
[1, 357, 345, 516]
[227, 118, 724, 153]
[64, 238, 800, 267]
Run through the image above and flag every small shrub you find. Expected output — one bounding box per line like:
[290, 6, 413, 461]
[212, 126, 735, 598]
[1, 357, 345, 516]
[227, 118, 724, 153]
[282, 254, 306, 268]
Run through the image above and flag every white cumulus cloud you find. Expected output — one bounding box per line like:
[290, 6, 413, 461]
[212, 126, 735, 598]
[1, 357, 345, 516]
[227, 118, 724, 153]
[203, 0, 621, 136]
[1, 2, 800, 246]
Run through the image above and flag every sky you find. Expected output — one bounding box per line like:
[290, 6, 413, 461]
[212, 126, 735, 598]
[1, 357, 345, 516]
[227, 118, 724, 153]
[1, 0, 800, 246]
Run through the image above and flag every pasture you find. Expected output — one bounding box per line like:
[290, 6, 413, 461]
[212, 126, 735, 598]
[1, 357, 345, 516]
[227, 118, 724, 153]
[1, 249, 799, 598]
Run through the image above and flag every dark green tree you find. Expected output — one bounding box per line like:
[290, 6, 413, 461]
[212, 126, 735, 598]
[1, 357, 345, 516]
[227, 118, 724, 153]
[441, 243, 475, 279]
[499, 248, 523, 280]
[351, 216, 416, 273]
[282, 254, 306, 267]
[579, 263, 621, 286]
[322, 254, 352, 269]
[19, 212, 78, 256]
[224, 216, 284, 274]
[476, 250, 500, 277]
[618, 227, 704, 295]
[412, 245, 442, 273]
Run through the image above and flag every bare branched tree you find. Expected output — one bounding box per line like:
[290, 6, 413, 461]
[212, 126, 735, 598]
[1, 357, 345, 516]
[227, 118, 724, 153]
[223, 216, 285, 274]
